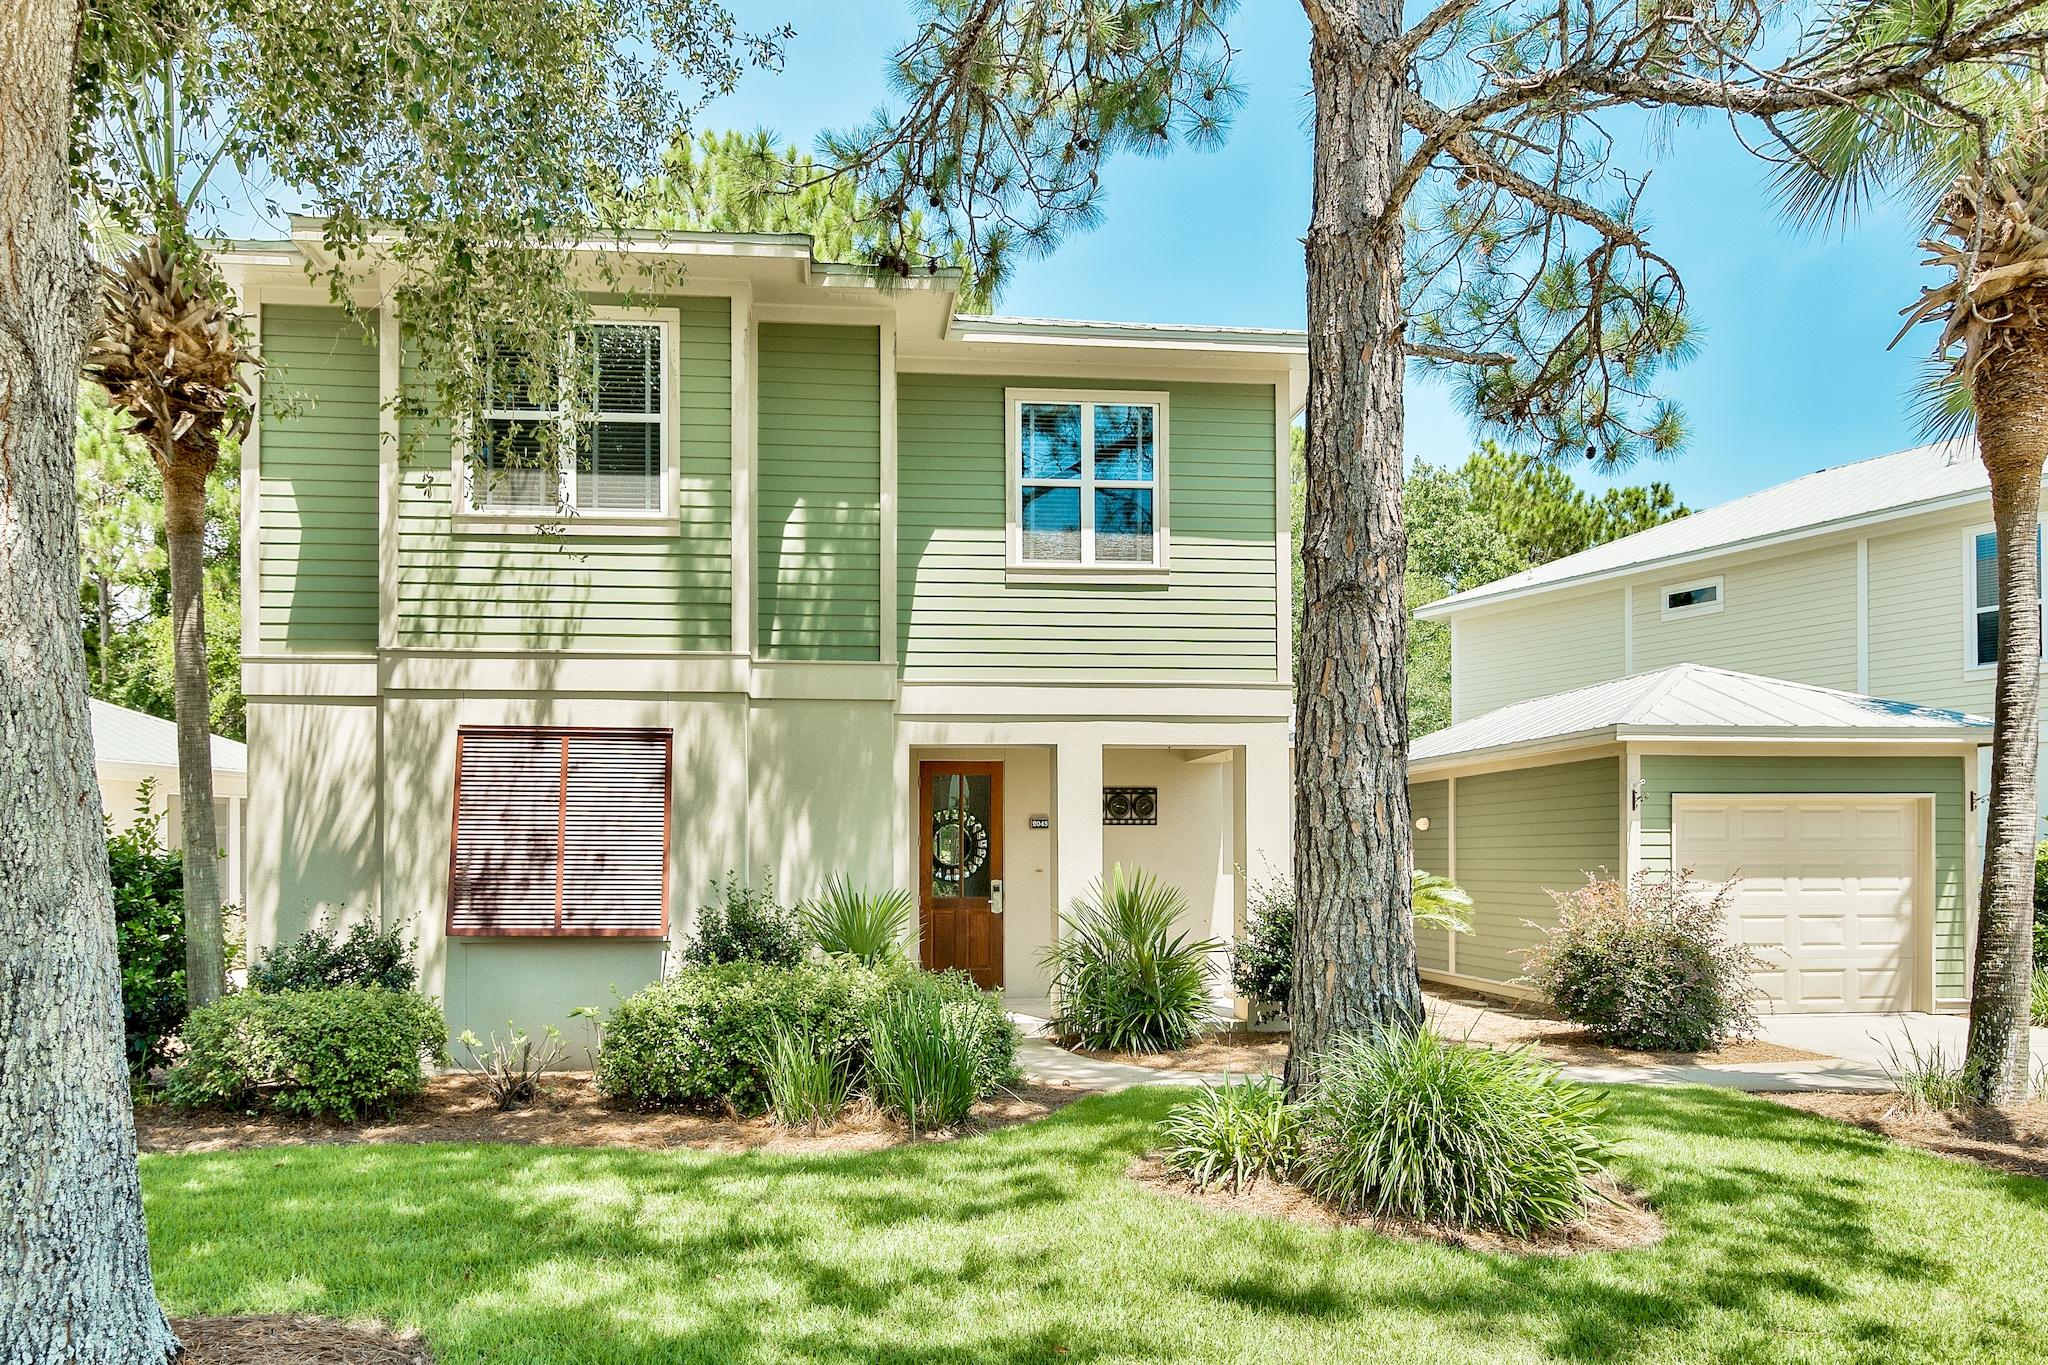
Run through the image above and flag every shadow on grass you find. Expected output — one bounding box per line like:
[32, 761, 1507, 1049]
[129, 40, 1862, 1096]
[144, 1085, 2048, 1364]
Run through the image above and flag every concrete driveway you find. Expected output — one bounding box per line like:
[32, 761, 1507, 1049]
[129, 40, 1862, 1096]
[1756, 1011, 2048, 1074]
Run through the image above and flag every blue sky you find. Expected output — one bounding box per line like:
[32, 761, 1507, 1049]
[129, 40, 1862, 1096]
[703, 3, 1940, 509]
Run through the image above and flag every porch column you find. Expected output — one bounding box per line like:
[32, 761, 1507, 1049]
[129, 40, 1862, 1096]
[1053, 738, 1104, 931]
[1240, 729, 1292, 890]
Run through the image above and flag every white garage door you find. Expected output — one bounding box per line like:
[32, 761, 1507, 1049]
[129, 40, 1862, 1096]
[1672, 798, 1918, 1013]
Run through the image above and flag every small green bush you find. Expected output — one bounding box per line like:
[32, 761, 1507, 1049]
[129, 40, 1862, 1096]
[1044, 865, 1219, 1052]
[763, 1021, 853, 1130]
[2034, 845, 2048, 970]
[165, 987, 448, 1121]
[2033, 969, 2048, 1028]
[866, 989, 983, 1133]
[682, 876, 806, 968]
[107, 802, 186, 1074]
[249, 917, 416, 993]
[1522, 871, 1763, 1052]
[800, 875, 913, 965]
[1160, 1077, 1298, 1193]
[1229, 873, 1293, 1010]
[595, 959, 1016, 1117]
[1294, 1026, 1607, 1235]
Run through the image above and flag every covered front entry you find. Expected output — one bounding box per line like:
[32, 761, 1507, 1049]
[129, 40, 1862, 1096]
[918, 760, 1005, 989]
[1673, 796, 1923, 1013]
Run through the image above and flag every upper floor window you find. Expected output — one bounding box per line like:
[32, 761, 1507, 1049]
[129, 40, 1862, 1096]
[1969, 526, 2044, 668]
[1661, 576, 1723, 619]
[1007, 390, 1169, 572]
[465, 314, 674, 519]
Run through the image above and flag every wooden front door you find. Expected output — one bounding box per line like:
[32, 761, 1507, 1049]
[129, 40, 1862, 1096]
[919, 761, 1004, 989]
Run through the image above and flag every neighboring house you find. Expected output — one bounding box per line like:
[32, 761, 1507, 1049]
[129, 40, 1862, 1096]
[91, 697, 249, 909]
[220, 223, 1303, 1046]
[1415, 439, 2015, 1012]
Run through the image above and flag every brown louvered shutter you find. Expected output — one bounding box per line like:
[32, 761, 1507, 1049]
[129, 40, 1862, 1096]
[448, 727, 670, 937]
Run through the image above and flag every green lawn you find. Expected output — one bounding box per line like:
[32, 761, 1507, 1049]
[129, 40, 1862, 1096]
[143, 1086, 2048, 1363]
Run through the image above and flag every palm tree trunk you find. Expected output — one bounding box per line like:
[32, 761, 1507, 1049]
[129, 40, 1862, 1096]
[0, 1, 180, 1357]
[163, 452, 225, 1006]
[1965, 346, 2048, 1105]
[1288, 5, 1421, 1096]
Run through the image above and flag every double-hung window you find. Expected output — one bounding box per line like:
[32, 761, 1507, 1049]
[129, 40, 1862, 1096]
[1008, 390, 1168, 571]
[467, 313, 673, 520]
[1969, 525, 2044, 668]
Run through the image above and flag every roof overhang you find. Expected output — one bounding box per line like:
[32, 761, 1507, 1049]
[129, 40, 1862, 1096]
[1407, 723, 1988, 780]
[1414, 485, 1994, 620]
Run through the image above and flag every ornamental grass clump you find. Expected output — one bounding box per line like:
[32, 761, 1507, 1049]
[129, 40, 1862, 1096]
[1293, 1025, 1607, 1236]
[1160, 1077, 1299, 1193]
[762, 1021, 854, 1130]
[1522, 870, 1764, 1053]
[1044, 865, 1219, 1052]
[865, 989, 984, 1133]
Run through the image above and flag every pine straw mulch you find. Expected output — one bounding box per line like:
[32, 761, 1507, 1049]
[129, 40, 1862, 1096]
[137, 1072, 1089, 1156]
[1127, 1155, 1664, 1256]
[1766, 1091, 2048, 1181]
[1425, 988, 1830, 1069]
[169, 1315, 430, 1363]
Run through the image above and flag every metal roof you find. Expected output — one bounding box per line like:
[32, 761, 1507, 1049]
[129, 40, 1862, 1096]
[90, 699, 247, 774]
[1409, 663, 1988, 768]
[1416, 438, 1988, 618]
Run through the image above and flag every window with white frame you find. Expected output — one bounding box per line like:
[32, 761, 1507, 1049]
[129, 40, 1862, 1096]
[1969, 526, 2044, 667]
[1661, 576, 1723, 619]
[469, 319, 669, 516]
[1010, 392, 1166, 569]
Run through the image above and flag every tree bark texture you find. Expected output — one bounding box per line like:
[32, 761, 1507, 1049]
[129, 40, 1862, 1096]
[1965, 345, 2048, 1105]
[0, 2, 180, 1360]
[1288, 4, 1421, 1096]
[164, 457, 224, 1008]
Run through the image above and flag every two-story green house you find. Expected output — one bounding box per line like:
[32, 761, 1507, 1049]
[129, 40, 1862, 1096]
[221, 223, 1303, 1045]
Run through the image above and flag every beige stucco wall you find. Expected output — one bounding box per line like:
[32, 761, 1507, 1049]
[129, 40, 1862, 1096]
[1102, 748, 1238, 1009]
[245, 698, 381, 951]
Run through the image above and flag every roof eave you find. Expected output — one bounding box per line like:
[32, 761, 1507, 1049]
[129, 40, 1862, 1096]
[1415, 485, 1992, 620]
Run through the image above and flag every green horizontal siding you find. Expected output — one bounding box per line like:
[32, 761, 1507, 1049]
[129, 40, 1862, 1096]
[757, 323, 880, 660]
[1411, 780, 1451, 973]
[897, 374, 1278, 681]
[1449, 758, 1621, 986]
[1637, 754, 1971, 1000]
[394, 295, 732, 651]
[257, 305, 380, 650]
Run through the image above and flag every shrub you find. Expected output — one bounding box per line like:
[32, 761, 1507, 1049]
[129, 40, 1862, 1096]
[165, 987, 448, 1121]
[249, 917, 416, 993]
[866, 989, 983, 1133]
[2035, 845, 2048, 969]
[107, 801, 186, 1074]
[457, 1022, 565, 1110]
[682, 876, 805, 968]
[594, 959, 1017, 1117]
[2034, 969, 2048, 1028]
[801, 876, 913, 965]
[1159, 1077, 1299, 1193]
[1044, 865, 1219, 1052]
[1522, 871, 1764, 1053]
[1880, 1032, 1971, 1113]
[763, 1021, 854, 1130]
[1294, 1026, 1607, 1235]
[1229, 872, 1293, 1010]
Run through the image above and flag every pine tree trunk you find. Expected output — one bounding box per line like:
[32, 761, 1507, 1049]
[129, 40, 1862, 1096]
[1964, 345, 2048, 1106]
[1287, 6, 1420, 1095]
[164, 453, 225, 1005]
[0, 2, 180, 1358]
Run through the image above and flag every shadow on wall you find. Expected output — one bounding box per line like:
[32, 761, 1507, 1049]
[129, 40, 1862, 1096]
[746, 698, 899, 909]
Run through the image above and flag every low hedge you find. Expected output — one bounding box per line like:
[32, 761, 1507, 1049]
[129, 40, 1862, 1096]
[594, 959, 1016, 1115]
[165, 987, 448, 1121]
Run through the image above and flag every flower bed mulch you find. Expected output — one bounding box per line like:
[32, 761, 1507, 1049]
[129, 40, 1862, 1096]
[137, 1072, 1089, 1156]
[1425, 988, 1830, 1068]
[1127, 1155, 1664, 1255]
[169, 1315, 430, 1364]
[1767, 1091, 2048, 1181]
[1072, 1029, 1289, 1075]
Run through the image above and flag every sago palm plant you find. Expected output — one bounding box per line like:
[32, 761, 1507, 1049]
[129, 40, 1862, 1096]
[1771, 8, 2048, 1101]
[1412, 869, 1473, 935]
[1042, 865, 1220, 1052]
[799, 875, 914, 965]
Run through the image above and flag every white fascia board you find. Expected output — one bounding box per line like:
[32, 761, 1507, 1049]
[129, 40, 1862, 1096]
[1408, 722, 1988, 778]
[1414, 486, 1994, 621]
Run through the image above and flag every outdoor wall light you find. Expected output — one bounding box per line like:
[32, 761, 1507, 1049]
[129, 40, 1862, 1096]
[1414, 816, 1430, 831]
